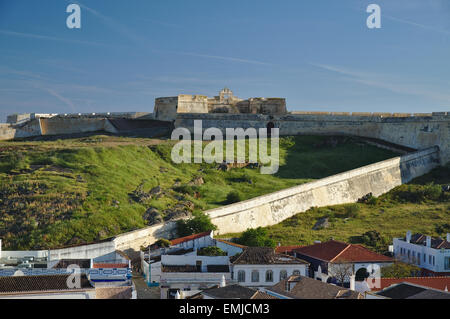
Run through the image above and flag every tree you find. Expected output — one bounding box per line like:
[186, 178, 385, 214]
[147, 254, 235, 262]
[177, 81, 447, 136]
[328, 260, 354, 286]
[237, 227, 276, 248]
[176, 211, 217, 237]
[381, 262, 421, 278]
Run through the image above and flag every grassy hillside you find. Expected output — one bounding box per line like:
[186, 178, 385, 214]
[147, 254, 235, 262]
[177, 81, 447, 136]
[0, 135, 399, 249]
[220, 165, 450, 253]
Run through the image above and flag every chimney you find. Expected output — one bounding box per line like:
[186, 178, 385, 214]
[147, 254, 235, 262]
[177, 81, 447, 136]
[426, 236, 431, 248]
[349, 275, 356, 291]
[406, 231, 412, 243]
[447, 233, 450, 242]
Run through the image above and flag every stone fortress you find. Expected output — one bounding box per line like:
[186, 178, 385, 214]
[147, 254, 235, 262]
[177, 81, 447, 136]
[0, 87, 449, 248]
[153, 88, 287, 121]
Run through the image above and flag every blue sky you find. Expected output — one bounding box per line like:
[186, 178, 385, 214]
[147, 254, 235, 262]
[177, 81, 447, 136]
[1, 0, 450, 122]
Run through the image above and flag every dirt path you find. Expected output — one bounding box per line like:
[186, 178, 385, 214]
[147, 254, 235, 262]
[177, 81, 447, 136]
[132, 275, 161, 299]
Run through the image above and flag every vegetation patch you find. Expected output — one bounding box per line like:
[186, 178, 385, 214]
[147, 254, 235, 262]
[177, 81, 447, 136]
[0, 135, 399, 249]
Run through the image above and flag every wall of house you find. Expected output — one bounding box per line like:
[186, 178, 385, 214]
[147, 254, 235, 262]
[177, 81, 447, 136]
[205, 147, 439, 235]
[232, 264, 307, 287]
[161, 254, 229, 267]
[393, 238, 450, 273]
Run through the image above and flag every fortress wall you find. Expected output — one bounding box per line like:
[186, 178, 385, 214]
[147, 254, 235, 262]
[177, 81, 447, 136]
[206, 147, 440, 235]
[177, 95, 209, 114]
[113, 221, 177, 252]
[0, 124, 16, 140]
[175, 113, 450, 164]
[39, 117, 116, 136]
[154, 97, 178, 121]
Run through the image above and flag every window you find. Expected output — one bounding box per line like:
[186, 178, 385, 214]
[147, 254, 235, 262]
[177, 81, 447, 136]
[279, 270, 287, 281]
[433, 256, 435, 266]
[417, 253, 421, 265]
[251, 270, 259, 283]
[445, 257, 450, 270]
[293, 270, 301, 276]
[424, 253, 426, 263]
[237, 270, 246, 282]
[429, 255, 432, 264]
[265, 270, 273, 282]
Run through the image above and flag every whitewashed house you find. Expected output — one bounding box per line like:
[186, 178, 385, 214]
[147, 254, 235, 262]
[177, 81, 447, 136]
[393, 231, 450, 276]
[231, 247, 309, 288]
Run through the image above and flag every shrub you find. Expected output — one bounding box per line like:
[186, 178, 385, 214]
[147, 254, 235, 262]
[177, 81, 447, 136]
[173, 185, 198, 196]
[225, 190, 242, 204]
[381, 262, 421, 278]
[154, 238, 171, 248]
[237, 227, 276, 248]
[391, 183, 442, 203]
[176, 211, 217, 237]
[197, 246, 227, 256]
[367, 195, 378, 206]
[335, 204, 361, 219]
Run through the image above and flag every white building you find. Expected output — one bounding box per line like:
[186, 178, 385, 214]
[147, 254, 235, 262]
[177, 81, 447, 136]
[231, 247, 309, 288]
[159, 252, 232, 299]
[393, 231, 450, 275]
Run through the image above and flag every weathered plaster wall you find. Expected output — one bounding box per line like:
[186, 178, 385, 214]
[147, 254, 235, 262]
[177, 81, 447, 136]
[206, 147, 440, 235]
[154, 97, 178, 121]
[177, 95, 209, 114]
[39, 117, 117, 135]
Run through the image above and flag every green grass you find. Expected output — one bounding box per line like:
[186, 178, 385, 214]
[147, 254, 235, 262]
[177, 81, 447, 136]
[219, 165, 450, 253]
[0, 134, 399, 249]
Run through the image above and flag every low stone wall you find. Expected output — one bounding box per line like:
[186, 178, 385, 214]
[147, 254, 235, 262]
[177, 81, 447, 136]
[206, 147, 440, 235]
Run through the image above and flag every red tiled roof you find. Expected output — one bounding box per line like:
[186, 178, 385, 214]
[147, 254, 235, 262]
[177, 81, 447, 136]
[275, 246, 304, 254]
[294, 240, 392, 263]
[334, 244, 392, 263]
[170, 231, 212, 246]
[294, 240, 349, 261]
[93, 263, 129, 269]
[371, 277, 450, 292]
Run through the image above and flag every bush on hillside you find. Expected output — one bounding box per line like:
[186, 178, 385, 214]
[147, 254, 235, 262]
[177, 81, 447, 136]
[225, 190, 242, 204]
[237, 227, 276, 248]
[176, 211, 217, 237]
[391, 183, 442, 203]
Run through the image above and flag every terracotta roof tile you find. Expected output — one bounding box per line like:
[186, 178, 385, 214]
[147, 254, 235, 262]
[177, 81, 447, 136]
[294, 240, 392, 263]
[0, 274, 93, 294]
[372, 277, 450, 292]
[268, 275, 362, 299]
